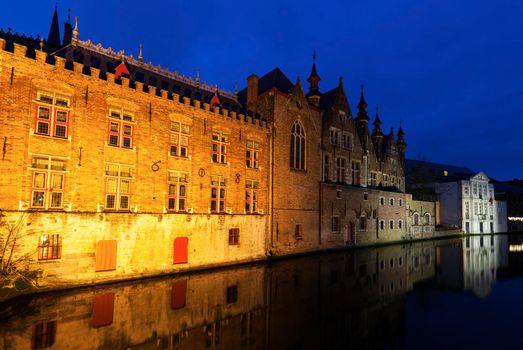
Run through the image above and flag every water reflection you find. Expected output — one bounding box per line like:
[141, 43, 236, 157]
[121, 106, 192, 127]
[0, 235, 516, 350]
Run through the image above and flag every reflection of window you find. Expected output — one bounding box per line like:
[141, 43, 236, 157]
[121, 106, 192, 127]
[211, 176, 226, 213]
[226, 285, 238, 303]
[167, 171, 188, 212]
[169, 122, 190, 157]
[290, 121, 306, 170]
[104, 163, 132, 211]
[34, 91, 70, 138]
[30, 156, 66, 209]
[107, 109, 134, 148]
[245, 180, 259, 213]
[38, 234, 61, 260]
[32, 321, 56, 349]
[212, 132, 228, 164]
[246, 140, 259, 168]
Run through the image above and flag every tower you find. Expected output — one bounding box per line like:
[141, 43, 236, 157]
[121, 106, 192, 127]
[397, 124, 407, 164]
[306, 51, 321, 107]
[371, 106, 384, 159]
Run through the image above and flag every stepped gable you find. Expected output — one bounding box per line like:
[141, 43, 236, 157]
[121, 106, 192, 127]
[57, 40, 242, 111]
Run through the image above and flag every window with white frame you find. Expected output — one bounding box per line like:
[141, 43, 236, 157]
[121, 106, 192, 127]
[389, 220, 394, 229]
[107, 109, 134, 148]
[464, 185, 469, 196]
[211, 176, 226, 213]
[399, 198, 403, 207]
[379, 220, 385, 230]
[290, 121, 306, 170]
[379, 197, 385, 206]
[329, 127, 340, 145]
[389, 198, 394, 206]
[34, 91, 71, 138]
[351, 161, 360, 185]
[398, 220, 403, 229]
[245, 180, 259, 213]
[30, 156, 67, 209]
[246, 140, 260, 169]
[169, 121, 190, 157]
[336, 157, 346, 183]
[212, 132, 228, 164]
[465, 201, 470, 219]
[167, 171, 188, 212]
[104, 163, 132, 211]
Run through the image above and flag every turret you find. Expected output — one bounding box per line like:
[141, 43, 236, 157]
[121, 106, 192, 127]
[306, 51, 321, 107]
[371, 106, 384, 159]
[355, 84, 371, 151]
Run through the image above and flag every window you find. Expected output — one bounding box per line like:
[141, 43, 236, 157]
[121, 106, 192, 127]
[351, 161, 360, 185]
[34, 91, 70, 138]
[370, 172, 377, 187]
[474, 202, 478, 215]
[398, 220, 403, 229]
[379, 220, 385, 230]
[359, 216, 367, 231]
[465, 201, 470, 219]
[413, 213, 419, 225]
[211, 176, 226, 213]
[389, 198, 394, 206]
[30, 156, 66, 209]
[95, 240, 117, 272]
[290, 120, 306, 170]
[383, 174, 389, 187]
[246, 140, 260, 168]
[212, 132, 228, 164]
[389, 220, 394, 229]
[343, 132, 352, 149]
[424, 213, 431, 225]
[323, 153, 330, 181]
[229, 228, 240, 245]
[227, 285, 238, 304]
[336, 157, 346, 183]
[107, 109, 134, 148]
[167, 171, 188, 212]
[329, 127, 340, 145]
[173, 237, 188, 264]
[464, 186, 469, 195]
[169, 121, 190, 157]
[38, 234, 61, 260]
[245, 180, 259, 213]
[379, 197, 385, 206]
[331, 216, 340, 233]
[105, 163, 132, 211]
[294, 224, 302, 239]
[473, 183, 478, 195]
[32, 321, 56, 348]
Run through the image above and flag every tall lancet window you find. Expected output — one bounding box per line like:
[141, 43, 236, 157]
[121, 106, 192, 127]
[290, 120, 306, 170]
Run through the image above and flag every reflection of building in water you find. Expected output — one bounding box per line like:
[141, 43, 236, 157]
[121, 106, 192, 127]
[435, 235, 508, 298]
[0, 242, 436, 350]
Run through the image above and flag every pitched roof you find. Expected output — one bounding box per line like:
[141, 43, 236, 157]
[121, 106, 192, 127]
[237, 67, 294, 106]
[319, 86, 339, 110]
[406, 159, 476, 183]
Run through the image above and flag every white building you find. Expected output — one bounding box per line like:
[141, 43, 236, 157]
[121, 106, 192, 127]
[435, 172, 507, 234]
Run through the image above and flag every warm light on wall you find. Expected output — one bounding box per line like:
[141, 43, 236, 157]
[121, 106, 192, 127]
[508, 217, 523, 222]
[509, 244, 523, 252]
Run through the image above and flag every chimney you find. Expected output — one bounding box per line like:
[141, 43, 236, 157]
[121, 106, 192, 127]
[247, 74, 259, 110]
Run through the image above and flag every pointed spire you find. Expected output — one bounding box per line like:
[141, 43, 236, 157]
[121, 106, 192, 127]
[307, 50, 321, 95]
[138, 44, 143, 62]
[397, 121, 406, 147]
[196, 69, 200, 87]
[372, 105, 383, 137]
[356, 83, 370, 121]
[47, 4, 61, 47]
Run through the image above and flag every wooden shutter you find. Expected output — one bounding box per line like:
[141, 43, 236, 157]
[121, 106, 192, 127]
[171, 279, 187, 310]
[92, 293, 115, 328]
[95, 240, 117, 271]
[173, 237, 188, 264]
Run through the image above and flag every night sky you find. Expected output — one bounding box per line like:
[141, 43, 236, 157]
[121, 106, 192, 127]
[2, 1, 522, 180]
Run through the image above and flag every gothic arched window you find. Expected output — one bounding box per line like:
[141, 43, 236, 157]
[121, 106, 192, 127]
[290, 120, 306, 170]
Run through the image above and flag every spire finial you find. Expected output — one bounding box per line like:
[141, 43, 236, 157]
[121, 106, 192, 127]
[138, 44, 143, 62]
[196, 69, 200, 87]
[339, 76, 343, 85]
[312, 49, 316, 63]
[234, 81, 238, 95]
[72, 16, 79, 45]
[376, 104, 379, 115]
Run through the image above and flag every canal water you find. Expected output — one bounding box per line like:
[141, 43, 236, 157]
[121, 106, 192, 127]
[1, 234, 521, 349]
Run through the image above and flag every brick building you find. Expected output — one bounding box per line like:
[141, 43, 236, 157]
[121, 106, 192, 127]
[0, 7, 417, 290]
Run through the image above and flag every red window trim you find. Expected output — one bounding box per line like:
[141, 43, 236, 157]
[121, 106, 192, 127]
[31, 170, 65, 210]
[34, 103, 70, 138]
[105, 176, 132, 211]
[167, 181, 187, 212]
[107, 119, 134, 149]
[211, 185, 226, 213]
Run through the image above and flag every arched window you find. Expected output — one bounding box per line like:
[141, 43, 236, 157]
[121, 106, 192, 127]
[413, 213, 419, 226]
[424, 213, 431, 225]
[290, 121, 306, 170]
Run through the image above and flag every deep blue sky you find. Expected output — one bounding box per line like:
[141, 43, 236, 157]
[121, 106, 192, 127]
[2, 1, 522, 180]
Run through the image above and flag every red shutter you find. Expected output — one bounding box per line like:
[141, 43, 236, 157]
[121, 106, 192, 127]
[173, 237, 188, 264]
[95, 240, 117, 271]
[171, 280, 187, 310]
[92, 293, 115, 328]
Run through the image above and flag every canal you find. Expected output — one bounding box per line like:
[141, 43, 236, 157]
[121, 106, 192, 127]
[1, 234, 521, 349]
